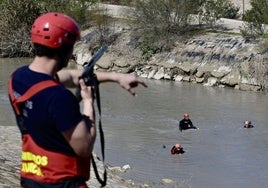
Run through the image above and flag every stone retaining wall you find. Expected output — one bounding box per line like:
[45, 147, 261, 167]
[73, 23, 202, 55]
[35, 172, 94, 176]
[133, 34, 266, 92]
[74, 30, 267, 93]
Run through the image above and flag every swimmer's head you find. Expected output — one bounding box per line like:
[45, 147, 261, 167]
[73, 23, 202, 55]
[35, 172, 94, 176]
[244, 120, 253, 128]
[183, 113, 189, 119]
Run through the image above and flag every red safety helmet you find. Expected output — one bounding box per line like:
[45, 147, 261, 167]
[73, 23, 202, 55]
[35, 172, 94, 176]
[183, 113, 189, 118]
[31, 12, 80, 48]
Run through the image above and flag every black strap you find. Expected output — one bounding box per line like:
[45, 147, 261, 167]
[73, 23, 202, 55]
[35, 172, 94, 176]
[91, 153, 107, 187]
[91, 76, 107, 187]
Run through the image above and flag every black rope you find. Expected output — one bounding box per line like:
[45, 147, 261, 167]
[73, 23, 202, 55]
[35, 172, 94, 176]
[91, 76, 107, 187]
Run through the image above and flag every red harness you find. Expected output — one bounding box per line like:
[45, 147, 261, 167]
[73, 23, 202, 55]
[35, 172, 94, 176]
[8, 77, 59, 115]
[8, 76, 91, 183]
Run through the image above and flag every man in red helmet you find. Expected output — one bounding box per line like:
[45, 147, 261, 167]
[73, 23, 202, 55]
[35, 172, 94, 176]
[179, 113, 198, 131]
[8, 12, 147, 188]
[171, 144, 185, 155]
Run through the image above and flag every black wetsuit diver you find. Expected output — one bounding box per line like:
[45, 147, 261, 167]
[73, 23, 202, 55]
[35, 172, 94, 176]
[179, 118, 197, 131]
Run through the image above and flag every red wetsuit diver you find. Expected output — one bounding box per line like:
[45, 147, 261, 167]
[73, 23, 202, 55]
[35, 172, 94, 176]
[171, 144, 185, 155]
[244, 120, 254, 128]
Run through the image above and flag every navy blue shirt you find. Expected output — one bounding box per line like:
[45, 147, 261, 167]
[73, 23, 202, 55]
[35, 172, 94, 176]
[10, 66, 82, 156]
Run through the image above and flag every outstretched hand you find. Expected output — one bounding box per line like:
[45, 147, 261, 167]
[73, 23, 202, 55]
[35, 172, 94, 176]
[117, 73, 147, 96]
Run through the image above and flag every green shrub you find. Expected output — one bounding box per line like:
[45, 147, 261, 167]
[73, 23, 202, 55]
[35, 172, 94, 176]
[200, 0, 239, 27]
[241, 0, 268, 39]
[39, 0, 97, 28]
[0, 0, 41, 57]
[221, 1, 240, 19]
[138, 41, 159, 61]
[131, 0, 202, 59]
[0, 0, 97, 57]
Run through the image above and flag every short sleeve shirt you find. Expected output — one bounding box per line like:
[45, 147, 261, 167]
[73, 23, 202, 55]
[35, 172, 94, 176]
[11, 66, 82, 155]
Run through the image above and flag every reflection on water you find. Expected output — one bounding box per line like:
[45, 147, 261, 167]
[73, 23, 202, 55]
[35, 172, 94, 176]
[1, 58, 268, 188]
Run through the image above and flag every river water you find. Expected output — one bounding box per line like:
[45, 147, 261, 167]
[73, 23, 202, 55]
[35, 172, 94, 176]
[1, 58, 268, 188]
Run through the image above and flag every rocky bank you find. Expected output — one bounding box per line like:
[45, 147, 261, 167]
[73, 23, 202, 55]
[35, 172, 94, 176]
[73, 4, 268, 93]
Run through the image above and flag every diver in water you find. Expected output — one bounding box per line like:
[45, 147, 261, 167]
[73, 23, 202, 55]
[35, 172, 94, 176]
[171, 144, 185, 155]
[244, 120, 254, 128]
[179, 113, 198, 131]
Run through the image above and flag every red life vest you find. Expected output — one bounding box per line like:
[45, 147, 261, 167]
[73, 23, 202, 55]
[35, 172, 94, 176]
[8, 76, 91, 183]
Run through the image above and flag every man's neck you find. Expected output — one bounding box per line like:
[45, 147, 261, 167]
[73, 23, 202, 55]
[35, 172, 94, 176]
[29, 56, 59, 76]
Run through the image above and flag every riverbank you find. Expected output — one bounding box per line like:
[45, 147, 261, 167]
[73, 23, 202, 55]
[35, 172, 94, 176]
[0, 126, 145, 187]
[74, 25, 268, 94]
[73, 3, 267, 94]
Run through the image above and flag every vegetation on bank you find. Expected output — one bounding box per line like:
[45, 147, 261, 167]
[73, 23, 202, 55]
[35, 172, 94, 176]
[99, 1, 268, 94]
[128, 0, 240, 60]
[0, 0, 97, 57]
[241, 0, 268, 39]
[0, 0, 267, 92]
